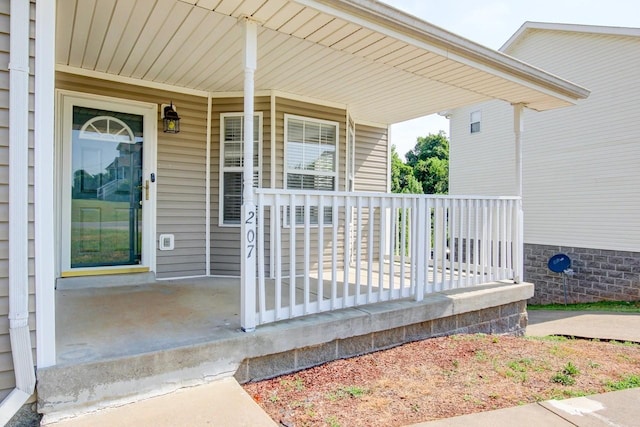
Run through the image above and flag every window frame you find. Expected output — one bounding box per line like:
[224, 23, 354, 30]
[346, 118, 355, 192]
[470, 110, 481, 134]
[218, 112, 263, 227]
[284, 114, 340, 226]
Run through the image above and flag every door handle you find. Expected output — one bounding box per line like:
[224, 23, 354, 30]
[145, 180, 150, 201]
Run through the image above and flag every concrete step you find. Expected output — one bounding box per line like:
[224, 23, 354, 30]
[37, 336, 251, 422]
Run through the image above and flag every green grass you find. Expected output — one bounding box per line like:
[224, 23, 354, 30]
[528, 301, 640, 313]
[551, 362, 580, 386]
[562, 362, 580, 376]
[280, 377, 305, 392]
[327, 386, 367, 401]
[551, 372, 575, 386]
[526, 335, 570, 343]
[605, 375, 640, 391]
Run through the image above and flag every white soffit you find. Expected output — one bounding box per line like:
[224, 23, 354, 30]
[55, 0, 589, 124]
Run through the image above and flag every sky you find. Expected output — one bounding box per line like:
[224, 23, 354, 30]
[386, 0, 640, 158]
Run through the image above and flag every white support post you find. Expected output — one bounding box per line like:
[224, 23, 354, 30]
[513, 103, 525, 283]
[35, 0, 57, 369]
[241, 18, 258, 332]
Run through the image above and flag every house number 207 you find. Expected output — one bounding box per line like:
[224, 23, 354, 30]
[246, 210, 255, 259]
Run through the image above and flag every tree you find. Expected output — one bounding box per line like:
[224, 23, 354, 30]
[413, 157, 448, 194]
[405, 131, 449, 194]
[391, 145, 422, 194]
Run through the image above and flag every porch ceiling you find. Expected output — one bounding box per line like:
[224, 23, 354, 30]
[55, 0, 589, 124]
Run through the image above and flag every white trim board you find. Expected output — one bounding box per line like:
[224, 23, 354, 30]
[56, 65, 209, 98]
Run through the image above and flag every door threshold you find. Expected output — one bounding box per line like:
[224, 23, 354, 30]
[56, 271, 156, 290]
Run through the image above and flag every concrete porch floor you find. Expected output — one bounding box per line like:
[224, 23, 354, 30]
[56, 277, 245, 365]
[56, 262, 470, 365]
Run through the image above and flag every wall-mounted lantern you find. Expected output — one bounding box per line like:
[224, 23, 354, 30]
[162, 102, 180, 133]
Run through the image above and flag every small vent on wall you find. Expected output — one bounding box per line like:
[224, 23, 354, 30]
[159, 234, 174, 251]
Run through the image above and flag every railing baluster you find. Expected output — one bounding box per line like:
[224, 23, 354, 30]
[480, 199, 487, 283]
[492, 200, 499, 281]
[355, 196, 363, 304]
[500, 200, 508, 280]
[367, 196, 374, 303]
[388, 197, 396, 299]
[449, 198, 456, 290]
[400, 196, 407, 297]
[474, 199, 480, 286]
[465, 199, 471, 288]
[318, 195, 325, 312]
[410, 197, 417, 296]
[415, 197, 426, 301]
[331, 196, 338, 310]
[274, 194, 282, 320]
[440, 199, 447, 291]
[418, 199, 438, 293]
[303, 194, 311, 314]
[506, 199, 513, 276]
[343, 197, 351, 308]
[289, 193, 296, 318]
[432, 198, 439, 290]
[258, 192, 266, 324]
[378, 198, 386, 301]
[457, 198, 463, 289]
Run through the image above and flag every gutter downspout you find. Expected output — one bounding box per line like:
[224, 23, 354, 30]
[0, 0, 37, 424]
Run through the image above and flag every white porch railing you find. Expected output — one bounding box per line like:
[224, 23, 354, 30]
[248, 189, 522, 328]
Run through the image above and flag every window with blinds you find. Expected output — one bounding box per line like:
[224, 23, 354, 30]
[470, 110, 481, 134]
[285, 115, 338, 225]
[220, 113, 261, 225]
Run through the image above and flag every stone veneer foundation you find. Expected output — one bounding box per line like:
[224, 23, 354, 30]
[235, 300, 528, 384]
[525, 243, 640, 304]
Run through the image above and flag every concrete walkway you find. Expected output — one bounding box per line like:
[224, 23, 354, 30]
[45, 377, 277, 427]
[47, 310, 640, 427]
[527, 310, 640, 342]
[411, 388, 640, 427]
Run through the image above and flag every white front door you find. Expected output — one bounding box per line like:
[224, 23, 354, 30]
[59, 92, 157, 276]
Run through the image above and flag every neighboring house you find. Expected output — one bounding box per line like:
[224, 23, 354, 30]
[0, 2, 588, 423]
[449, 22, 639, 304]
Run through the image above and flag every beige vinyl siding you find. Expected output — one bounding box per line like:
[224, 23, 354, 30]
[55, 73, 208, 278]
[354, 124, 388, 192]
[209, 97, 270, 276]
[0, 1, 37, 401]
[450, 30, 640, 252]
[353, 124, 389, 261]
[449, 100, 516, 197]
